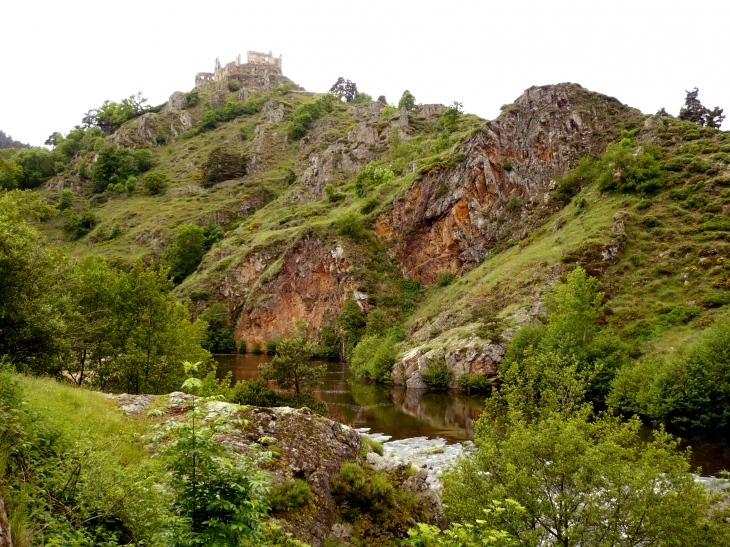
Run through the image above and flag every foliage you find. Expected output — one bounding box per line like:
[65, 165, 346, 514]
[362, 435, 384, 456]
[440, 101, 463, 133]
[142, 172, 169, 195]
[609, 317, 730, 434]
[201, 147, 248, 187]
[62, 209, 97, 240]
[164, 224, 206, 283]
[503, 268, 627, 406]
[355, 162, 395, 197]
[183, 90, 199, 109]
[57, 188, 74, 210]
[258, 325, 326, 394]
[329, 77, 359, 102]
[199, 303, 237, 353]
[421, 353, 452, 390]
[286, 94, 338, 139]
[398, 90, 417, 111]
[10, 147, 61, 189]
[679, 88, 725, 128]
[268, 479, 314, 513]
[336, 293, 366, 358]
[91, 145, 152, 193]
[403, 503, 522, 547]
[0, 191, 65, 367]
[152, 363, 271, 546]
[436, 272, 455, 287]
[457, 373, 492, 393]
[0, 156, 22, 190]
[229, 379, 328, 415]
[336, 211, 368, 241]
[442, 353, 728, 547]
[350, 333, 397, 382]
[84, 92, 149, 132]
[0, 365, 169, 546]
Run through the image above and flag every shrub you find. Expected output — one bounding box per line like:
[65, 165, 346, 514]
[398, 90, 417, 111]
[57, 189, 74, 211]
[268, 479, 313, 513]
[228, 379, 328, 414]
[350, 335, 396, 382]
[142, 172, 168, 195]
[336, 211, 368, 241]
[252, 342, 263, 355]
[458, 373, 492, 393]
[237, 339, 247, 353]
[421, 353, 452, 390]
[436, 272, 456, 287]
[227, 80, 241, 92]
[183, 90, 199, 108]
[362, 435, 384, 456]
[265, 339, 278, 355]
[62, 209, 97, 240]
[324, 183, 345, 203]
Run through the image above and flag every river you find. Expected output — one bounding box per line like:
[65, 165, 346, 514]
[215, 354, 730, 477]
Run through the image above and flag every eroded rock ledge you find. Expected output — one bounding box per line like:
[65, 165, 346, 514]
[107, 393, 445, 546]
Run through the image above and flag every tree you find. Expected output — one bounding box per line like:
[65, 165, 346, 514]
[0, 130, 31, 149]
[678, 88, 725, 128]
[329, 77, 359, 102]
[164, 224, 206, 283]
[0, 191, 65, 370]
[442, 351, 729, 547]
[200, 302, 237, 353]
[0, 157, 22, 190]
[84, 92, 149, 133]
[142, 172, 169, 195]
[398, 90, 417, 111]
[258, 325, 325, 394]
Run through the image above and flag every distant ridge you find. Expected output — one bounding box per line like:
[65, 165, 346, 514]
[0, 130, 31, 149]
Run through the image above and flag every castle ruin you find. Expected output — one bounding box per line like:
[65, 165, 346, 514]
[195, 50, 291, 92]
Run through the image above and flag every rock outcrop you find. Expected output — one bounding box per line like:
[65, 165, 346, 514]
[375, 83, 641, 284]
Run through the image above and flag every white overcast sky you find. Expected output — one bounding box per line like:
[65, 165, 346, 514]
[2, 0, 728, 146]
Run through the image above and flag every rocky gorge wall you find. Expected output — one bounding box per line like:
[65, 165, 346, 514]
[375, 83, 640, 284]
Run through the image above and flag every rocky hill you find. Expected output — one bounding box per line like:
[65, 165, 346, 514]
[36, 55, 730, 388]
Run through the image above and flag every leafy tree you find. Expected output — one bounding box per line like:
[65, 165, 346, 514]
[678, 88, 725, 128]
[398, 90, 417, 111]
[258, 325, 325, 394]
[84, 92, 149, 132]
[164, 224, 206, 283]
[0, 191, 65, 369]
[91, 145, 152, 193]
[442, 351, 729, 547]
[153, 362, 271, 545]
[61, 209, 97, 240]
[57, 188, 74, 211]
[11, 147, 60, 188]
[200, 302, 237, 353]
[183, 90, 200, 108]
[350, 334, 397, 382]
[440, 101, 463, 132]
[142, 172, 169, 195]
[610, 317, 730, 434]
[504, 268, 627, 405]
[337, 292, 366, 357]
[330, 77, 359, 102]
[0, 157, 22, 190]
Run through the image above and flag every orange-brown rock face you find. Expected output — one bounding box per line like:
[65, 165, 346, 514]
[377, 83, 640, 284]
[232, 237, 359, 348]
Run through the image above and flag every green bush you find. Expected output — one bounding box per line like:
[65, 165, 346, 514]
[362, 435, 384, 456]
[458, 373, 492, 393]
[436, 272, 456, 286]
[227, 80, 241, 92]
[62, 209, 97, 240]
[237, 339, 247, 353]
[421, 353, 452, 390]
[252, 342, 263, 355]
[57, 189, 74, 211]
[268, 479, 314, 513]
[228, 379, 329, 415]
[265, 339, 278, 355]
[350, 334, 397, 382]
[142, 172, 168, 195]
[336, 211, 368, 241]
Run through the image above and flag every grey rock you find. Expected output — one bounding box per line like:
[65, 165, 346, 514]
[163, 91, 185, 113]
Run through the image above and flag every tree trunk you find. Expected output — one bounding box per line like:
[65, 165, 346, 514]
[0, 495, 13, 547]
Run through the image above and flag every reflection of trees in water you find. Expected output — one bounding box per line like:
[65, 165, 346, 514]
[393, 388, 485, 439]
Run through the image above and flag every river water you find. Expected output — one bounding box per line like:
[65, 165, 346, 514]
[215, 354, 730, 477]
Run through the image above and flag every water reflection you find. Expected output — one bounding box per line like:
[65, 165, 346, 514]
[215, 354, 486, 443]
[215, 355, 730, 474]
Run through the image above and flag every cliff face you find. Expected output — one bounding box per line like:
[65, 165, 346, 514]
[375, 83, 640, 283]
[231, 237, 359, 348]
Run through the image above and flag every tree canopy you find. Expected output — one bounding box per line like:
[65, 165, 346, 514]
[258, 325, 325, 394]
[678, 88, 725, 128]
